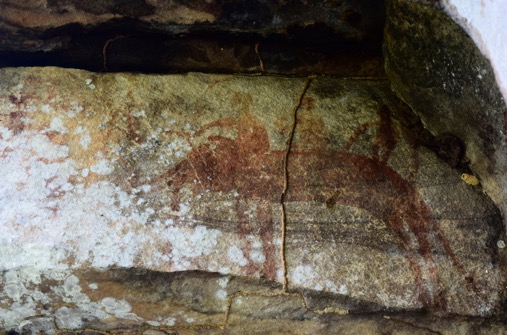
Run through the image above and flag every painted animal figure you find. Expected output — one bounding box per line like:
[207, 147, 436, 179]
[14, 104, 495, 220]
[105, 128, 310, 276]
[151, 92, 472, 308]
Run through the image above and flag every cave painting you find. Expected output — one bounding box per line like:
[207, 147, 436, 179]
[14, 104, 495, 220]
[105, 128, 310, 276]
[150, 90, 475, 309]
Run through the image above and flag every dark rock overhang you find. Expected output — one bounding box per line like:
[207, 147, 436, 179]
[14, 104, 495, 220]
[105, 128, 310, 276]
[0, 0, 385, 76]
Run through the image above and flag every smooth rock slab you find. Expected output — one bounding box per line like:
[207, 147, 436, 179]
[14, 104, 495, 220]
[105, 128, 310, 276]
[0, 67, 505, 329]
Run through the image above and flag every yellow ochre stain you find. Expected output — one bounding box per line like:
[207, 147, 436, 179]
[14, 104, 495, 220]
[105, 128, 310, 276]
[461, 173, 480, 186]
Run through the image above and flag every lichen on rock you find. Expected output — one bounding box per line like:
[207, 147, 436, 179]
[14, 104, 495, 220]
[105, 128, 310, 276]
[0, 67, 505, 332]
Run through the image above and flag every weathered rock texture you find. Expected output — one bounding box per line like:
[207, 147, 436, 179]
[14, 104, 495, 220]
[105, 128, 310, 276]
[384, 0, 507, 231]
[1, 67, 506, 332]
[441, 0, 507, 105]
[0, 0, 385, 76]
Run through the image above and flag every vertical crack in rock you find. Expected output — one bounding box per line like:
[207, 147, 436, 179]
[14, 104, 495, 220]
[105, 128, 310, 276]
[102, 35, 129, 72]
[280, 77, 314, 292]
[222, 77, 320, 329]
[255, 42, 265, 73]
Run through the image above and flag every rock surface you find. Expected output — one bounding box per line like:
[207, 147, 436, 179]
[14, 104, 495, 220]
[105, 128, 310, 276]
[0, 0, 383, 38]
[0, 67, 506, 332]
[0, 0, 385, 76]
[384, 0, 507, 232]
[441, 0, 507, 105]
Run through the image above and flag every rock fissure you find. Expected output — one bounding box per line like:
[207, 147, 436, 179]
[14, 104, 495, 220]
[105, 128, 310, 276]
[385, 316, 444, 335]
[47, 315, 223, 335]
[280, 76, 313, 292]
[254, 43, 265, 74]
[217, 76, 352, 331]
[102, 35, 130, 72]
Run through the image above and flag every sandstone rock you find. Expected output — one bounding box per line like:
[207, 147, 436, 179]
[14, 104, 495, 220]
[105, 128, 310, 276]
[284, 78, 505, 315]
[384, 0, 507, 232]
[0, 67, 505, 332]
[0, 0, 383, 37]
[420, 0, 507, 106]
[0, 0, 385, 76]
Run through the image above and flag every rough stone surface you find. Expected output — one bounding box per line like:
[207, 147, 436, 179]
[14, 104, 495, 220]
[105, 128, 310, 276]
[384, 0, 507, 230]
[0, 0, 385, 76]
[2, 271, 507, 334]
[0, 67, 506, 332]
[441, 0, 507, 105]
[0, 0, 384, 38]
[284, 78, 504, 315]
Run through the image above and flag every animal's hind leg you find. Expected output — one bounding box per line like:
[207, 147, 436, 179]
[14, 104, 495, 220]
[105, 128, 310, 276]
[234, 200, 261, 276]
[257, 201, 277, 281]
[391, 226, 437, 307]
